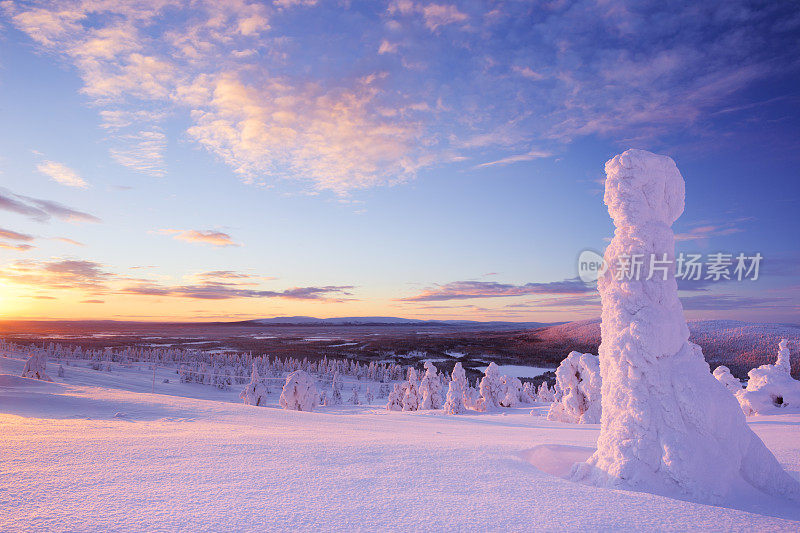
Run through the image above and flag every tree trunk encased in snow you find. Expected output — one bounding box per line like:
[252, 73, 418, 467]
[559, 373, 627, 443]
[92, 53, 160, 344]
[571, 149, 800, 503]
[547, 351, 601, 424]
[279, 370, 318, 412]
[736, 339, 800, 415]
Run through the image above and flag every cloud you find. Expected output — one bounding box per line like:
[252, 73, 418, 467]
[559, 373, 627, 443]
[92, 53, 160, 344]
[400, 278, 594, 302]
[120, 282, 354, 301]
[0, 188, 100, 223]
[675, 224, 744, 242]
[474, 148, 552, 169]
[0, 257, 354, 302]
[81, 299, 105, 304]
[0, 242, 35, 251]
[158, 229, 240, 247]
[6, 0, 799, 193]
[0, 228, 34, 242]
[55, 237, 85, 246]
[0, 259, 112, 291]
[680, 294, 792, 311]
[36, 161, 88, 188]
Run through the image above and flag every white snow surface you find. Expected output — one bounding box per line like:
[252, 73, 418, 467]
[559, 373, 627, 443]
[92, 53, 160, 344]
[573, 149, 800, 504]
[2, 353, 800, 531]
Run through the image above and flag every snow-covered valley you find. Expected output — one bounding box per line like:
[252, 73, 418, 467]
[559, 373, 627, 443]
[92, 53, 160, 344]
[2, 353, 799, 532]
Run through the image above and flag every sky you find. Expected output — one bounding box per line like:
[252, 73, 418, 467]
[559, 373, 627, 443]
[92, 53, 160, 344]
[0, 0, 798, 323]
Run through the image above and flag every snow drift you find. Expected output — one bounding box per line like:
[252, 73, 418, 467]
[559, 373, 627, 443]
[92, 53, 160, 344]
[571, 149, 800, 503]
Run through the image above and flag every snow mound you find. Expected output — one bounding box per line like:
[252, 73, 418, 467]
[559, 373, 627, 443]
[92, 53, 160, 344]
[572, 149, 800, 504]
[0, 374, 61, 389]
[547, 352, 601, 424]
[737, 340, 800, 415]
[522, 445, 595, 478]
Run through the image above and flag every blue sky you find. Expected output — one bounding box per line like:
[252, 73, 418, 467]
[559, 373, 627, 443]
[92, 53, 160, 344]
[0, 0, 798, 322]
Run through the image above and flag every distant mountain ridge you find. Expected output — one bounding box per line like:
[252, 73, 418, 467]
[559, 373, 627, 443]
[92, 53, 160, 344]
[532, 318, 800, 378]
[236, 316, 556, 328]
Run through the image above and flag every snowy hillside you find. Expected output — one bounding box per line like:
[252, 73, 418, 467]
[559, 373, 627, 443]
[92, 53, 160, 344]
[2, 353, 800, 531]
[534, 319, 800, 377]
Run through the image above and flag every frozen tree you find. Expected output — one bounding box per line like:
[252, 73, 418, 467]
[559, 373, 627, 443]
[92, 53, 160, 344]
[329, 371, 343, 406]
[537, 382, 555, 402]
[547, 352, 601, 424]
[279, 370, 318, 412]
[57, 364, 65, 378]
[443, 362, 467, 414]
[419, 361, 444, 410]
[571, 149, 800, 503]
[21, 353, 52, 381]
[499, 376, 523, 407]
[320, 390, 328, 406]
[365, 386, 374, 405]
[736, 339, 800, 415]
[464, 383, 480, 409]
[402, 368, 421, 411]
[712, 366, 742, 395]
[521, 382, 537, 404]
[378, 383, 390, 398]
[386, 383, 403, 411]
[476, 362, 503, 412]
[349, 387, 360, 405]
[240, 363, 268, 407]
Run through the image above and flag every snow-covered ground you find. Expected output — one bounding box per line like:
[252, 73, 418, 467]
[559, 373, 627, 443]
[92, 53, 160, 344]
[2, 354, 799, 531]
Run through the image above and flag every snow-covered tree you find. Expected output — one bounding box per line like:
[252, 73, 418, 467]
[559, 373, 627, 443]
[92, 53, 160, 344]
[419, 361, 444, 410]
[713, 365, 742, 395]
[349, 387, 360, 405]
[443, 362, 467, 414]
[279, 370, 318, 412]
[499, 376, 523, 407]
[547, 351, 601, 424]
[537, 382, 555, 402]
[571, 149, 800, 502]
[21, 353, 52, 381]
[365, 386, 374, 405]
[402, 368, 421, 411]
[386, 383, 403, 411]
[521, 382, 537, 404]
[240, 362, 268, 406]
[329, 371, 343, 406]
[736, 339, 800, 415]
[476, 362, 503, 412]
[57, 364, 65, 378]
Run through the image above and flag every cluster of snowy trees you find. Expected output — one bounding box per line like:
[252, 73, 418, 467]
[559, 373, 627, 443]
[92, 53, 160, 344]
[388, 361, 553, 414]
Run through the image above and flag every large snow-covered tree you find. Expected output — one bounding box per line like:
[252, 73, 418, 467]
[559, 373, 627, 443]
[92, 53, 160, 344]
[572, 149, 800, 503]
[279, 370, 318, 412]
